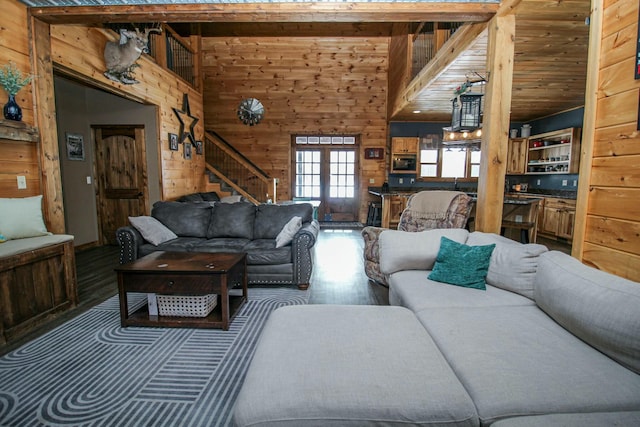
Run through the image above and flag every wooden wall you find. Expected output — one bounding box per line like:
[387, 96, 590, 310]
[200, 36, 389, 221]
[0, 0, 40, 199]
[387, 24, 412, 121]
[49, 25, 206, 202]
[575, 0, 640, 281]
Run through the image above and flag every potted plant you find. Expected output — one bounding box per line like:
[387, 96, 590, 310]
[0, 61, 32, 121]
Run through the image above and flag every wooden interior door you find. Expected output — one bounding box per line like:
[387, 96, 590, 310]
[94, 125, 148, 245]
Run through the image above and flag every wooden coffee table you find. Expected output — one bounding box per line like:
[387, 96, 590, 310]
[115, 251, 247, 330]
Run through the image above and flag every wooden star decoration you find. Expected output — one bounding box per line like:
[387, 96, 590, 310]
[172, 93, 199, 145]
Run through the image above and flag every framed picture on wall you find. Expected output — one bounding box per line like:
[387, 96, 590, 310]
[169, 133, 179, 151]
[364, 148, 384, 159]
[184, 142, 193, 160]
[65, 133, 85, 161]
[195, 140, 203, 155]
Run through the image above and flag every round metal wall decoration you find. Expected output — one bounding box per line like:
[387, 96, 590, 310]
[237, 98, 264, 126]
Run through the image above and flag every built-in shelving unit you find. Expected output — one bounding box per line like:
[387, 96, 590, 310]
[526, 127, 581, 175]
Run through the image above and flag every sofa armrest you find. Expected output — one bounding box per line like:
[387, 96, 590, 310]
[291, 220, 320, 289]
[115, 226, 145, 264]
[361, 226, 387, 285]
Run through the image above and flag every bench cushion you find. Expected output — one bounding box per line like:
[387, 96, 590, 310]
[0, 235, 74, 259]
[234, 305, 478, 427]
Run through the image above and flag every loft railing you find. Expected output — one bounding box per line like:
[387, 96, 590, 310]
[204, 131, 276, 204]
[147, 24, 196, 87]
[412, 22, 463, 78]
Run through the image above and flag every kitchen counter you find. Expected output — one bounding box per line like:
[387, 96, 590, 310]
[506, 189, 577, 200]
[368, 187, 576, 200]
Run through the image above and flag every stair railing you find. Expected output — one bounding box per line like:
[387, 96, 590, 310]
[204, 131, 276, 204]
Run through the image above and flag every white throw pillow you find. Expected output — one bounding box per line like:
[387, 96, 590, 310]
[275, 216, 302, 248]
[0, 195, 51, 240]
[379, 228, 469, 276]
[129, 216, 178, 246]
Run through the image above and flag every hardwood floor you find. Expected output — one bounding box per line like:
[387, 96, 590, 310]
[0, 228, 385, 355]
[309, 228, 389, 305]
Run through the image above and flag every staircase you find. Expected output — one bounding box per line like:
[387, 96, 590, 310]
[204, 131, 276, 204]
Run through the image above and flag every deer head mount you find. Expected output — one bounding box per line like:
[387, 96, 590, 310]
[103, 25, 162, 85]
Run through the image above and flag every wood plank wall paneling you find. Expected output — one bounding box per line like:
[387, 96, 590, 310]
[49, 25, 206, 202]
[201, 37, 389, 221]
[580, 0, 640, 281]
[387, 24, 411, 121]
[0, 0, 39, 200]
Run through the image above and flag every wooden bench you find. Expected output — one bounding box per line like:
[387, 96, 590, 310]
[0, 235, 78, 346]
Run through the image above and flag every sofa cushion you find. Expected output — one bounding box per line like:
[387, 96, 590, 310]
[388, 270, 534, 312]
[467, 231, 548, 299]
[138, 237, 204, 257]
[491, 411, 640, 427]
[234, 305, 479, 427]
[535, 251, 640, 374]
[253, 204, 313, 239]
[275, 216, 302, 248]
[428, 237, 495, 290]
[243, 239, 292, 265]
[379, 228, 469, 276]
[0, 195, 51, 240]
[129, 216, 177, 246]
[208, 202, 255, 239]
[417, 305, 640, 425]
[192, 238, 250, 253]
[151, 201, 212, 238]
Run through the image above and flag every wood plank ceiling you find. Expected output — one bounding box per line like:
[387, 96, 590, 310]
[25, 0, 590, 123]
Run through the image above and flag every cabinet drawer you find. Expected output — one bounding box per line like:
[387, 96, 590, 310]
[120, 273, 220, 293]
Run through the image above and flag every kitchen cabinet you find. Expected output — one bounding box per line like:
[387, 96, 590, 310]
[390, 137, 418, 174]
[391, 137, 418, 154]
[506, 137, 528, 175]
[539, 197, 576, 241]
[383, 194, 409, 229]
[526, 127, 581, 174]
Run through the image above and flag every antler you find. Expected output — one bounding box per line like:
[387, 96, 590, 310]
[145, 24, 163, 36]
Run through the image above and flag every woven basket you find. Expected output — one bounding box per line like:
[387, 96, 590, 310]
[156, 294, 217, 317]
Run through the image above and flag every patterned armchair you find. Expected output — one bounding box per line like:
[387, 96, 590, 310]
[362, 191, 474, 286]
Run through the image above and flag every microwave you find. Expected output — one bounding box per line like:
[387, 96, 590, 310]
[392, 154, 417, 173]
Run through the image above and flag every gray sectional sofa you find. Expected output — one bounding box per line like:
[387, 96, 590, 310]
[116, 201, 319, 289]
[233, 229, 640, 426]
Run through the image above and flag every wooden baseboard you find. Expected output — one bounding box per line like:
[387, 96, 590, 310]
[74, 241, 100, 252]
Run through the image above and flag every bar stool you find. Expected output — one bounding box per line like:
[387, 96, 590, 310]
[366, 202, 382, 227]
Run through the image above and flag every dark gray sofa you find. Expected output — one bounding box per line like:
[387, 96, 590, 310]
[116, 201, 319, 289]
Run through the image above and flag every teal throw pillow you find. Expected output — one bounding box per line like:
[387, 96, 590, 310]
[428, 237, 496, 290]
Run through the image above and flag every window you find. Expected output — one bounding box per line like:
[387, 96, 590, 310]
[418, 145, 481, 179]
[470, 149, 481, 178]
[419, 148, 438, 177]
[329, 151, 356, 198]
[295, 150, 321, 198]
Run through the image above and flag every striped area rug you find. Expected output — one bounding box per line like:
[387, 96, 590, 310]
[0, 288, 308, 427]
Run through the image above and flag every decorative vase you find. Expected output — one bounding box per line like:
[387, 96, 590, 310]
[3, 94, 22, 121]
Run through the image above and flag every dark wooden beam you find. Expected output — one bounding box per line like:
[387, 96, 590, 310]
[29, 3, 498, 25]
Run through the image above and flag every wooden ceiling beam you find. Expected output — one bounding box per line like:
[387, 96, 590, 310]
[28, 3, 498, 25]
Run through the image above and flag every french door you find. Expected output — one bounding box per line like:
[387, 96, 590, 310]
[293, 136, 359, 222]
